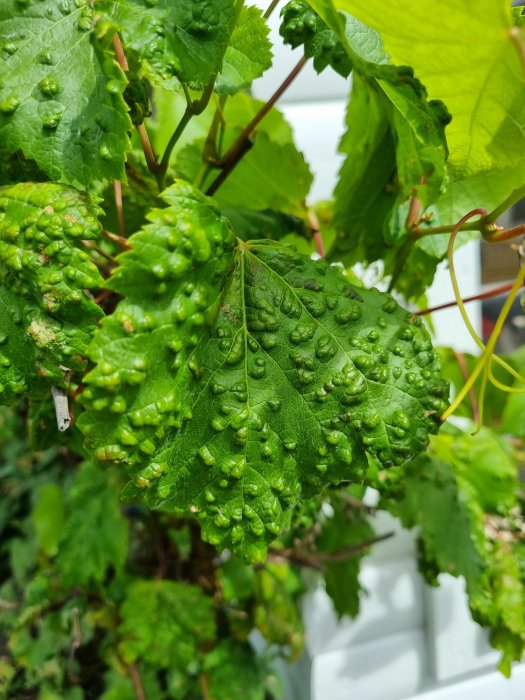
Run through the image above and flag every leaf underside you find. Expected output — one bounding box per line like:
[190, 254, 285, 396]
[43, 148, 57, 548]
[80, 182, 448, 562]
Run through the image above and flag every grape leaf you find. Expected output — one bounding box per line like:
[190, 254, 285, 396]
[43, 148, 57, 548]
[118, 580, 216, 670]
[378, 426, 525, 674]
[280, 0, 352, 77]
[331, 0, 525, 177]
[216, 6, 273, 94]
[316, 495, 375, 618]
[80, 181, 447, 562]
[100, 0, 236, 87]
[204, 641, 277, 700]
[222, 207, 308, 243]
[56, 462, 128, 586]
[0, 0, 131, 188]
[332, 73, 397, 263]
[176, 133, 313, 216]
[0, 183, 104, 403]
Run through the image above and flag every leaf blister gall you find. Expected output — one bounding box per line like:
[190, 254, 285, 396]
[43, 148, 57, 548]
[80, 182, 448, 562]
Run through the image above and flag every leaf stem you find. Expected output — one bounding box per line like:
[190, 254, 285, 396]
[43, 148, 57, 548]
[206, 56, 308, 196]
[413, 218, 481, 237]
[136, 123, 159, 175]
[308, 210, 325, 257]
[128, 662, 148, 700]
[157, 79, 218, 190]
[112, 33, 159, 174]
[483, 184, 525, 225]
[113, 180, 125, 237]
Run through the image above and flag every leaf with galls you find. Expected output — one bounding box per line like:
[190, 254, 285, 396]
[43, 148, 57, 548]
[0, 182, 104, 404]
[0, 0, 131, 188]
[80, 181, 448, 562]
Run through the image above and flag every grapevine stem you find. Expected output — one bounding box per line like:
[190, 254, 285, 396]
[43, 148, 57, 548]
[308, 210, 325, 257]
[113, 180, 125, 237]
[157, 79, 217, 190]
[112, 33, 159, 174]
[128, 662, 148, 700]
[416, 282, 515, 316]
[102, 229, 131, 250]
[137, 124, 159, 175]
[264, 0, 281, 18]
[206, 56, 308, 196]
[441, 259, 525, 421]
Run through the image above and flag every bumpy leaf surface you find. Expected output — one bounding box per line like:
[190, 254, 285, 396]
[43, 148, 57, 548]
[80, 182, 447, 562]
[379, 427, 525, 674]
[280, 0, 352, 76]
[0, 183, 104, 403]
[100, 0, 236, 87]
[0, 0, 131, 188]
[118, 580, 216, 669]
[216, 6, 273, 94]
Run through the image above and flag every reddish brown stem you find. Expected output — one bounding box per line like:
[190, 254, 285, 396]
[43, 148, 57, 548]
[103, 229, 131, 250]
[416, 281, 515, 316]
[112, 33, 128, 71]
[308, 210, 325, 257]
[483, 224, 525, 244]
[128, 663, 147, 700]
[206, 56, 307, 196]
[113, 180, 125, 237]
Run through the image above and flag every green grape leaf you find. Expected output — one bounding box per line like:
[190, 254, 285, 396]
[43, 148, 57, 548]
[253, 564, 304, 659]
[332, 73, 397, 263]
[0, 0, 131, 188]
[331, 0, 525, 177]
[216, 6, 273, 94]
[204, 641, 278, 700]
[280, 0, 351, 77]
[80, 182, 447, 562]
[316, 495, 375, 618]
[378, 426, 525, 674]
[100, 0, 236, 87]
[0, 183, 104, 403]
[32, 484, 64, 558]
[118, 580, 216, 670]
[57, 462, 128, 586]
[222, 207, 309, 243]
[176, 133, 313, 216]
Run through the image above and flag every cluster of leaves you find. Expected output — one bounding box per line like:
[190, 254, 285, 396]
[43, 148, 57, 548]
[0, 403, 379, 699]
[1, 0, 525, 694]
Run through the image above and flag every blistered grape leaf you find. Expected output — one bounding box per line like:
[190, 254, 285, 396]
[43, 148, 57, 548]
[222, 207, 308, 243]
[316, 495, 375, 618]
[99, 0, 236, 87]
[80, 181, 447, 562]
[118, 580, 216, 670]
[378, 426, 525, 674]
[0, 0, 131, 189]
[56, 462, 128, 586]
[280, 0, 352, 76]
[0, 183, 104, 404]
[216, 5, 273, 94]
[331, 0, 525, 177]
